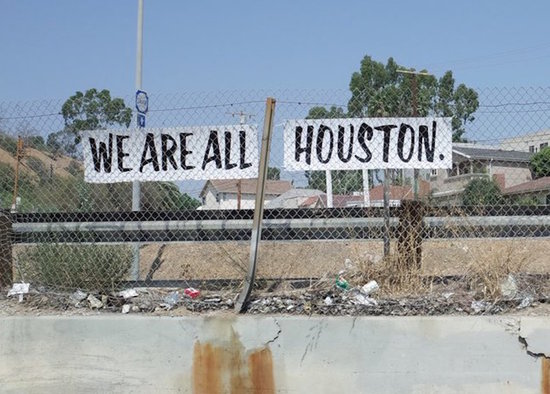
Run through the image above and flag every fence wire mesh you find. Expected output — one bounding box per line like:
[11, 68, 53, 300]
[1, 87, 550, 314]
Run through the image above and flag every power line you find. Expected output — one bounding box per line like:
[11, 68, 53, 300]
[0, 112, 61, 120]
[424, 41, 550, 70]
[147, 100, 265, 113]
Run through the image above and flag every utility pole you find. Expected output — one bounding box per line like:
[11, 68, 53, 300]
[396, 69, 431, 199]
[131, 0, 144, 281]
[133, 0, 144, 211]
[11, 137, 24, 212]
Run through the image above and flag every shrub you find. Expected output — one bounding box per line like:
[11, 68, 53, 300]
[65, 160, 83, 177]
[0, 133, 18, 156]
[465, 242, 527, 299]
[530, 147, 550, 179]
[17, 244, 132, 291]
[25, 135, 47, 151]
[26, 156, 49, 182]
[462, 178, 502, 206]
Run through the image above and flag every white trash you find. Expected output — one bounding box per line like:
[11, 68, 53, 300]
[118, 289, 139, 299]
[7, 283, 30, 302]
[500, 274, 518, 299]
[361, 280, 380, 295]
[353, 293, 378, 306]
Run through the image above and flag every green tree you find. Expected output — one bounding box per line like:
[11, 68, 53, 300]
[529, 147, 550, 179]
[304, 55, 479, 193]
[348, 56, 479, 142]
[267, 167, 281, 180]
[142, 182, 201, 210]
[462, 178, 502, 206]
[49, 89, 132, 156]
[61, 88, 131, 134]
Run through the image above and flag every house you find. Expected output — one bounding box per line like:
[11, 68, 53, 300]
[299, 194, 365, 208]
[265, 188, 324, 209]
[503, 176, 550, 205]
[500, 129, 550, 153]
[366, 180, 431, 207]
[430, 143, 533, 204]
[199, 179, 292, 209]
[298, 180, 430, 208]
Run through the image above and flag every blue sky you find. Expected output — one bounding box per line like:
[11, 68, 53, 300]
[2, 0, 550, 101]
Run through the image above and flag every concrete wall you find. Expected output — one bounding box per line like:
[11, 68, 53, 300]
[1, 315, 548, 393]
[492, 161, 533, 188]
[201, 188, 276, 209]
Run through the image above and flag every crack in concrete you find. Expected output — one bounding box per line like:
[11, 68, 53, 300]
[300, 320, 325, 366]
[349, 316, 358, 334]
[264, 317, 282, 346]
[517, 319, 550, 360]
[518, 335, 550, 360]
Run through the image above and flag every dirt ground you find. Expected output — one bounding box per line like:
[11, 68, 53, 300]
[138, 238, 550, 280]
[3, 237, 549, 317]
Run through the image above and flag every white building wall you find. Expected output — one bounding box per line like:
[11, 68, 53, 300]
[201, 190, 278, 210]
[501, 130, 550, 153]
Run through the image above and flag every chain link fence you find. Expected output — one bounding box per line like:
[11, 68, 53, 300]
[1, 87, 550, 313]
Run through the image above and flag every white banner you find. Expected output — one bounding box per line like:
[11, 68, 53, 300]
[284, 117, 452, 170]
[83, 125, 259, 183]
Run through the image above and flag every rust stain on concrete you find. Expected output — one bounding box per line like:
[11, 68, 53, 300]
[542, 358, 550, 394]
[193, 342, 223, 394]
[248, 347, 275, 394]
[192, 328, 275, 394]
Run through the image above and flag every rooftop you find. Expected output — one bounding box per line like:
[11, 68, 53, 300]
[201, 179, 293, 197]
[453, 145, 533, 162]
[504, 176, 550, 195]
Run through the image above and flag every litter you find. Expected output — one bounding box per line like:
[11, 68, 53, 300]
[335, 276, 349, 290]
[118, 289, 139, 299]
[87, 294, 103, 309]
[353, 292, 378, 306]
[471, 300, 489, 313]
[7, 283, 30, 302]
[517, 296, 534, 310]
[361, 280, 380, 296]
[184, 288, 200, 299]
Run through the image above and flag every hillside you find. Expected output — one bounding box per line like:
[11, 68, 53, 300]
[0, 133, 199, 212]
[0, 145, 80, 181]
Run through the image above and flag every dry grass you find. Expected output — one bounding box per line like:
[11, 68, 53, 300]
[340, 253, 430, 297]
[463, 241, 528, 299]
[11, 236, 548, 299]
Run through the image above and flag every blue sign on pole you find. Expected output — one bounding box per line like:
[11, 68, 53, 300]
[137, 113, 146, 128]
[135, 90, 149, 114]
[136, 90, 148, 128]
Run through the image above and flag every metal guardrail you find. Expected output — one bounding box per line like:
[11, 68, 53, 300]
[9, 206, 550, 244]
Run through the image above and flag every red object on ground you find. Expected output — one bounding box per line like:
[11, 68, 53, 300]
[184, 288, 200, 299]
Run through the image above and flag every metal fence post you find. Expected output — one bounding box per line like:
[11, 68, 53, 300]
[235, 97, 276, 313]
[383, 169, 391, 257]
[0, 213, 13, 289]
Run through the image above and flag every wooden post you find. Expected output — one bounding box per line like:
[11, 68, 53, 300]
[397, 200, 425, 270]
[0, 213, 13, 289]
[11, 137, 23, 212]
[237, 180, 242, 209]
